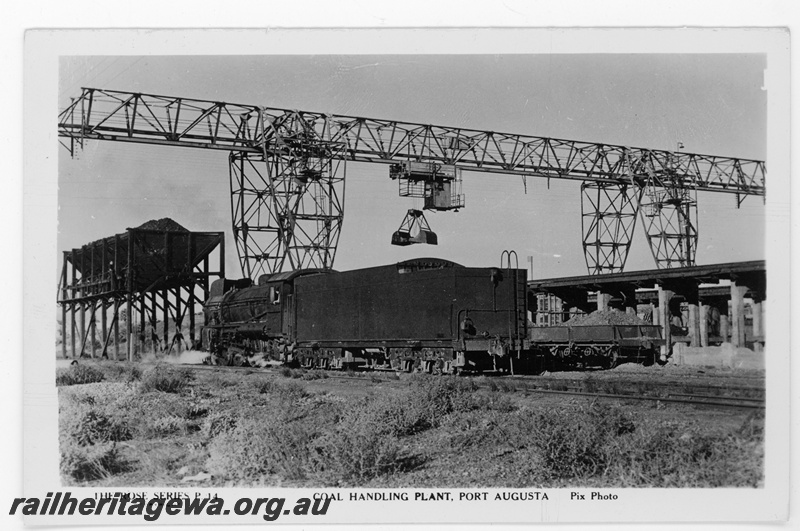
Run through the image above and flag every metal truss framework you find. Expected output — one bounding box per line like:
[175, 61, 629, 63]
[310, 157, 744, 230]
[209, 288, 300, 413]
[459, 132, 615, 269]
[581, 182, 643, 274]
[229, 109, 346, 278]
[59, 88, 767, 275]
[632, 151, 701, 269]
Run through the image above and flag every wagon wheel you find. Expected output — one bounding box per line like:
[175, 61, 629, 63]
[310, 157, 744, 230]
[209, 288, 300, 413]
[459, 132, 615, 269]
[605, 348, 619, 370]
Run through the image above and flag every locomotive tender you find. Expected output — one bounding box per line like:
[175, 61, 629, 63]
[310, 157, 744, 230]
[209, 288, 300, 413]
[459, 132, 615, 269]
[201, 258, 664, 374]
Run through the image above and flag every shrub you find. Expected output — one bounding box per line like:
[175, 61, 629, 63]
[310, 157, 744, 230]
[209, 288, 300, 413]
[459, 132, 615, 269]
[204, 388, 413, 485]
[60, 441, 130, 483]
[497, 402, 762, 487]
[100, 363, 142, 383]
[515, 403, 637, 481]
[311, 404, 404, 483]
[64, 408, 133, 446]
[252, 378, 275, 394]
[481, 392, 517, 413]
[271, 380, 309, 404]
[144, 415, 196, 437]
[407, 374, 479, 425]
[56, 365, 105, 386]
[203, 410, 239, 438]
[606, 422, 763, 487]
[139, 365, 192, 393]
[128, 393, 207, 438]
[204, 372, 240, 388]
[737, 410, 765, 439]
[205, 405, 329, 482]
[59, 396, 132, 484]
[359, 393, 427, 437]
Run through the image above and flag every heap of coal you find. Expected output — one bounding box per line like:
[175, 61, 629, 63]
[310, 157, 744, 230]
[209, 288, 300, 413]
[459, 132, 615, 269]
[566, 309, 646, 326]
[135, 218, 189, 232]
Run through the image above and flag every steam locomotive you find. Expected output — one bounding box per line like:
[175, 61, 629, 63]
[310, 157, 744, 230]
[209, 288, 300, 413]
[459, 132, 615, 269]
[201, 258, 664, 374]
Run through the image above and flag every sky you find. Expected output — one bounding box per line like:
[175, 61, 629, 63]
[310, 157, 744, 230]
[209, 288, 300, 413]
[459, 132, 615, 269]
[58, 54, 767, 280]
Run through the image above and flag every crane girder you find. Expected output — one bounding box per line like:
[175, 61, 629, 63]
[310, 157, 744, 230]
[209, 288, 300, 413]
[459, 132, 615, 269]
[59, 87, 766, 276]
[59, 88, 765, 196]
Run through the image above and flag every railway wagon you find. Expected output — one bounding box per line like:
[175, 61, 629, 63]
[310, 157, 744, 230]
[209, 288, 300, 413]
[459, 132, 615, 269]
[528, 324, 665, 369]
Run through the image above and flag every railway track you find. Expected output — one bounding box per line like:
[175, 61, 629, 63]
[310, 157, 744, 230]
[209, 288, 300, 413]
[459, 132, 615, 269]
[171, 362, 765, 411]
[500, 382, 765, 410]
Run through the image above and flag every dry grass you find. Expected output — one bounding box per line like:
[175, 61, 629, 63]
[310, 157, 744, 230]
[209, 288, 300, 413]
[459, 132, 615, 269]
[138, 364, 193, 393]
[57, 364, 765, 488]
[56, 364, 105, 386]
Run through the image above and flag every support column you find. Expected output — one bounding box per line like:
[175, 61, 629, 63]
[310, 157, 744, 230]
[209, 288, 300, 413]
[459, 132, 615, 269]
[189, 283, 196, 348]
[89, 302, 96, 359]
[751, 300, 763, 338]
[139, 293, 146, 354]
[684, 286, 701, 348]
[188, 234, 196, 348]
[175, 287, 182, 354]
[126, 231, 134, 361]
[698, 302, 709, 347]
[60, 252, 68, 359]
[101, 300, 107, 358]
[651, 302, 659, 326]
[596, 292, 612, 312]
[126, 294, 133, 361]
[70, 252, 78, 358]
[152, 292, 159, 353]
[113, 298, 120, 360]
[203, 256, 210, 302]
[657, 286, 674, 359]
[730, 282, 748, 348]
[79, 301, 85, 357]
[163, 289, 169, 350]
[60, 303, 67, 359]
[70, 304, 76, 359]
[687, 303, 699, 347]
[719, 313, 729, 343]
[752, 299, 764, 353]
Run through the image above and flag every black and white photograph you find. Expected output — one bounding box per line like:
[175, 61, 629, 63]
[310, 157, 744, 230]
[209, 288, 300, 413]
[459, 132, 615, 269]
[12, 20, 793, 529]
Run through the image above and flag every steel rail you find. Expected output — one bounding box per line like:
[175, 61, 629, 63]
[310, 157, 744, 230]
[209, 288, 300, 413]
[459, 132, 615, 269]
[77, 359, 763, 410]
[506, 386, 765, 409]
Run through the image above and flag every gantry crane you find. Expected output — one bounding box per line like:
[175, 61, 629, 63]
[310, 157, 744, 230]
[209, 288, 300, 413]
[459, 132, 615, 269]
[58, 88, 766, 279]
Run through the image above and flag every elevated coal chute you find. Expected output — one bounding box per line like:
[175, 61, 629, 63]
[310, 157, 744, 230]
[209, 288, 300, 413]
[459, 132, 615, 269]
[391, 209, 438, 246]
[58, 218, 225, 362]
